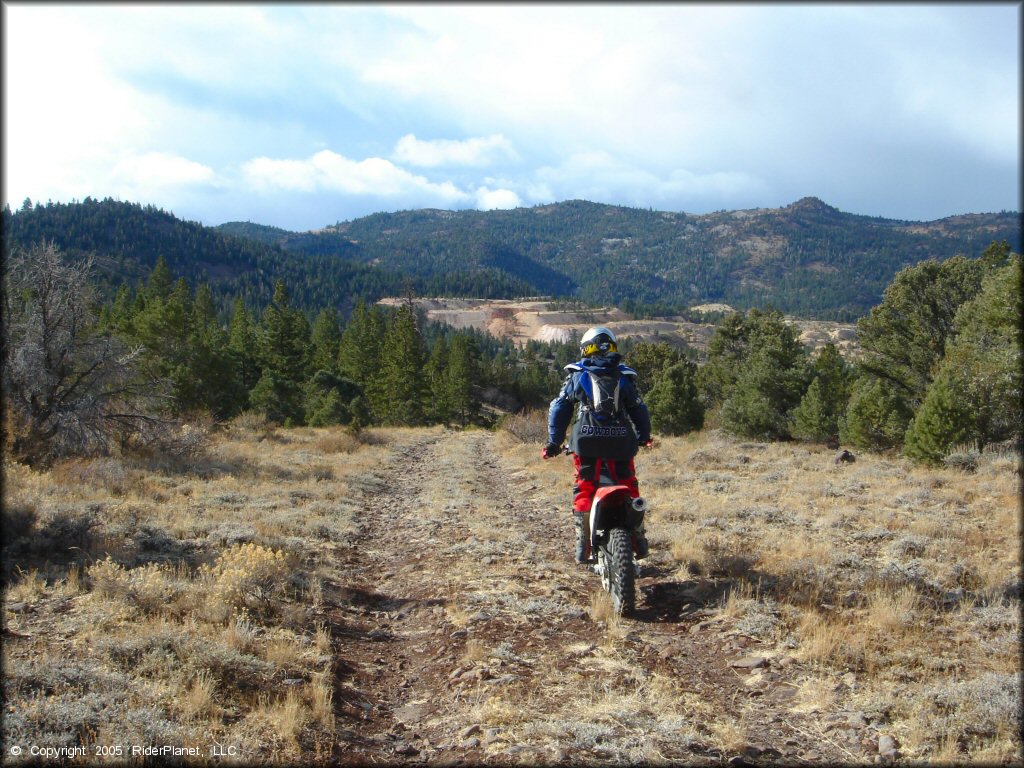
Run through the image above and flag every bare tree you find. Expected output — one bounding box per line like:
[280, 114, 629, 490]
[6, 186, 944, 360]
[2, 241, 171, 464]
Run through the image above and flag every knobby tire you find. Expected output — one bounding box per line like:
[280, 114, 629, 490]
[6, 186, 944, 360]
[603, 527, 636, 616]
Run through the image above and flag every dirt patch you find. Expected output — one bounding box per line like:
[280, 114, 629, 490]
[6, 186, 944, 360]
[322, 430, 856, 764]
[377, 297, 858, 357]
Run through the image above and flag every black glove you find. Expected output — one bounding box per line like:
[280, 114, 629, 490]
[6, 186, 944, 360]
[542, 442, 562, 459]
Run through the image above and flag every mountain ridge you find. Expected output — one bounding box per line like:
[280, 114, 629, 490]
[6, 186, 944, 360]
[4, 196, 1018, 321]
[216, 196, 1021, 320]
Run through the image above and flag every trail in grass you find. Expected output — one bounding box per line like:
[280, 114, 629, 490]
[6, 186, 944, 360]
[323, 429, 850, 765]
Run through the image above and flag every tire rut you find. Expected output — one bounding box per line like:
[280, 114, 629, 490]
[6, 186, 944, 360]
[323, 429, 851, 765]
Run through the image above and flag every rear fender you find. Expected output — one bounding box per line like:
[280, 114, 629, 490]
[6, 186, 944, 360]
[590, 486, 645, 548]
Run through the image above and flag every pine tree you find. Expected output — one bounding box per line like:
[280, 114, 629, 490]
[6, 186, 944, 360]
[447, 334, 481, 426]
[189, 283, 243, 417]
[254, 280, 309, 424]
[425, 335, 454, 424]
[718, 309, 810, 439]
[907, 256, 1022, 456]
[145, 255, 174, 302]
[131, 274, 194, 412]
[791, 344, 853, 443]
[378, 302, 428, 425]
[791, 378, 832, 442]
[855, 255, 986, 408]
[337, 301, 386, 420]
[228, 298, 261, 401]
[628, 341, 684, 394]
[902, 367, 974, 465]
[697, 311, 750, 410]
[258, 280, 310, 385]
[309, 307, 341, 375]
[303, 370, 361, 427]
[841, 377, 913, 451]
[647, 360, 704, 435]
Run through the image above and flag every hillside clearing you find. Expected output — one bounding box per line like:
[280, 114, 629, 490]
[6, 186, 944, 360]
[2, 420, 1020, 764]
[377, 297, 858, 359]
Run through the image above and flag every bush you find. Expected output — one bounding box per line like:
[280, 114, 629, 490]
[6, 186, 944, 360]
[499, 409, 549, 444]
[2, 243, 169, 466]
[943, 450, 980, 474]
[841, 377, 913, 451]
[647, 361, 704, 436]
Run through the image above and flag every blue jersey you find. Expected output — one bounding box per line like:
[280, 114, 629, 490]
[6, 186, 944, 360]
[547, 353, 651, 450]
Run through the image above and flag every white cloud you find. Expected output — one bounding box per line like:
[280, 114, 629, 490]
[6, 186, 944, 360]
[475, 187, 522, 210]
[242, 150, 470, 204]
[533, 152, 768, 211]
[113, 152, 215, 187]
[3, 4, 1017, 226]
[393, 133, 518, 168]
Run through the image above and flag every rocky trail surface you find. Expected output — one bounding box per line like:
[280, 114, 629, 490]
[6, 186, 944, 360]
[320, 430, 860, 765]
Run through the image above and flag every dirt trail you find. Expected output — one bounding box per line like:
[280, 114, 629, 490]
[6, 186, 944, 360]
[323, 430, 851, 765]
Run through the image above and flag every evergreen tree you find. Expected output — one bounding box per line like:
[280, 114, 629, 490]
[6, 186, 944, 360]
[228, 298, 261, 402]
[254, 280, 309, 424]
[378, 302, 428, 425]
[791, 343, 853, 443]
[337, 300, 386, 420]
[647, 360, 704, 436]
[258, 280, 310, 385]
[249, 370, 303, 426]
[425, 335, 454, 424]
[189, 283, 243, 417]
[628, 341, 684, 395]
[904, 255, 1022, 459]
[144, 255, 174, 302]
[131, 274, 194, 412]
[697, 311, 750, 411]
[855, 255, 987, 408]
[303, 370, 362, 427]
[447, 334, 481, 426]
[841, 377, 913, 451]
[309, 307, 342, 375]
[902, 367, 974, 465]
[718, 309, 810, 439]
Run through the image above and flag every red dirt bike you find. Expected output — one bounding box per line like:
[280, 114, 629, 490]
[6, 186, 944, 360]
[554, 448, 647, 616]
[587, 461, 648, 616]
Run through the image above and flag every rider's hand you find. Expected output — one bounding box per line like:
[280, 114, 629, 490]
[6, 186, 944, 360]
[640, 438, 655, 449]
[542, 442, 562, 459]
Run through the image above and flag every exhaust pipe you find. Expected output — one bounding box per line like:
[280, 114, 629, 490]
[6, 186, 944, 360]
[630, 497, 647, 513]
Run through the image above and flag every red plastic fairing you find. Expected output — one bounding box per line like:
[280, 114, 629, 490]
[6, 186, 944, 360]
[592, 485, 632, 510]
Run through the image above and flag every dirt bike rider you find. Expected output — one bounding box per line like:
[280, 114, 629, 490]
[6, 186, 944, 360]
[542, 326, 653, 564]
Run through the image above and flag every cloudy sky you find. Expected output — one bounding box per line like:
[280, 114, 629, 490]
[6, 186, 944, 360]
[3, 3, 1019, 231]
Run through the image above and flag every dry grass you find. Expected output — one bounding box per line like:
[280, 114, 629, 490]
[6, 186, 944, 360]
[629, 429, 1022, 763]
[0, 423, 399, 760]
[3, 416, 1020, 764]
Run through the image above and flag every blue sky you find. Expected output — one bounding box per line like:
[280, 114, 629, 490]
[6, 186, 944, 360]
[3, 3, 1019, 231]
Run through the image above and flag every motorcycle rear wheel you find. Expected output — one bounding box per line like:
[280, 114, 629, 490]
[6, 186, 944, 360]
[601, 527, 636, 616]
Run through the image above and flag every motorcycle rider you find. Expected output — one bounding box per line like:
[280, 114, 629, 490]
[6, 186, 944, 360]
[542, 327, 653, 564]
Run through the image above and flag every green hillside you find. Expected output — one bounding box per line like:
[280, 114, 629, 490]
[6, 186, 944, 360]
[221, 197, 1021, 320]
[4, 196, 1018, 320]
[2, 198, 533, 317]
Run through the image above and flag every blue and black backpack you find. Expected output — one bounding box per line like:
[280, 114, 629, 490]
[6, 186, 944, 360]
[568, 366, 639, 460]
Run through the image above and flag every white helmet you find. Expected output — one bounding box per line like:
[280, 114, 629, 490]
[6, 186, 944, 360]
[580, 326, 617, 357]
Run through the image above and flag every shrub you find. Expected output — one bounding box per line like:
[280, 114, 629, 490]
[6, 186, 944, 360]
[647, 361, 704, 436]
[841, 377, 913, 451]
[499, 409, 549, 444]
[198, 543, 291, 615]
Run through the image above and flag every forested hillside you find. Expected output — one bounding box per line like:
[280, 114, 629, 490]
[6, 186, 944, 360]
[4, 196, 1019, 321]
[1, 199, 533, 318]
[225, 197, 1021, 320]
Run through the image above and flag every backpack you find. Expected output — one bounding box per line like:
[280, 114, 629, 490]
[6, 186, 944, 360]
[585, 368, 623, 417]
[568, 367, 639, 460]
